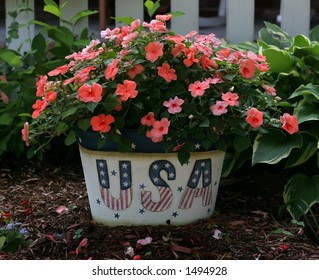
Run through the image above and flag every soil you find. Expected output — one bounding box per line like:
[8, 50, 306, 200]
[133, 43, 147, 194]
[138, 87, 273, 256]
[1, 157, 319, 260]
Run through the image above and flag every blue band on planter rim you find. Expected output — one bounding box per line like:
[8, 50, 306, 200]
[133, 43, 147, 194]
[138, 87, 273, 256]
[76, 129, 166, 153]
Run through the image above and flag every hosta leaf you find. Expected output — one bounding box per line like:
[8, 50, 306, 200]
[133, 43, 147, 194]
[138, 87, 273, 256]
[252, 129, 302, 165]
[284, 132, 318, 168]
[263, 47, 294, 73]
[283, 174, 319, 220]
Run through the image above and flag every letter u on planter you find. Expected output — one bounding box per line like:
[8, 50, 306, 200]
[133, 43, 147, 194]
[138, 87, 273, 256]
[77, 130, 225, 226]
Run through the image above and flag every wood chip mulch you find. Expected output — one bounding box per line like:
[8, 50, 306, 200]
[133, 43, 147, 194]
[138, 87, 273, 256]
[1, 158, 318, 260]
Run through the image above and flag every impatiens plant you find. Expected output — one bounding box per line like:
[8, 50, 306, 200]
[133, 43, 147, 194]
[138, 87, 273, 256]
[22, 14, 299, 165]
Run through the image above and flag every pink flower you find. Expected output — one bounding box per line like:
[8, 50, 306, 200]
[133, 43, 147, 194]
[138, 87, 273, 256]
[75, 238, 88, 255]
[44, 91, 57, 102]
[78, 83, 103, 103]
[48, 65, 69, 76]
[36, 75, 48, 97]
[56, 205, 69, 214]
[188, 81, 210, 97]
[90, 114, 115, 133]
[239, 59, 256, 79]
[147, 118, 170, 143]
[115, 80, 138, 101]
[280, 113, 299, 135]
[127, 64, 144, 79]
[155, 14, 172, 22]
[262, 84, 276, 96]
[104, 59, 119, 80]
[145, 41, 163, 62]
[210, 101, 228, 116]
[141, 112, 156, 126]
[163, 96, 184, 114]
[221, 92, 239, 106]
[246, 108, 264, 128]
[21, 122, 29, 146]
[137, 237, 152, 245]
[32, 99, 48, 119]
[157, 63, 177, 82]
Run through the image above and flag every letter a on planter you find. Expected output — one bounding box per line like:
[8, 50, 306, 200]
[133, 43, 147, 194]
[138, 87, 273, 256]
[96, 160, 133, 210]
[141, 160, 176, 212]
[179, 159, 212, 209]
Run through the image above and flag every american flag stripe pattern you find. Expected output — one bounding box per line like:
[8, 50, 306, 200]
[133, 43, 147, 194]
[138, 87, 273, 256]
[141, 186, 173, 212]
[100, 188, 133, 211]
[96, 159, 133, 211]
[178, 184, 212, 209]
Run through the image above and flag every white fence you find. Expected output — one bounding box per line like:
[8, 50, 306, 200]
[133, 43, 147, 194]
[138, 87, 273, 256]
[5, 0, 311, 53]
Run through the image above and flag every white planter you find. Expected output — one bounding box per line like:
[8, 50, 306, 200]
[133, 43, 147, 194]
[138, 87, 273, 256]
[79, 144, 225, 226]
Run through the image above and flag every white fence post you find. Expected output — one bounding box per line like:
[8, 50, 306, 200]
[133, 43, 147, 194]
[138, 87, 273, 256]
[60, 0, 88, 35]
[171, 0, 199, 35]
[115, 0, 144, 25]
[226, 0, 254, 43]
[5, 0, 34, 53]
[280, 0, 310, 37]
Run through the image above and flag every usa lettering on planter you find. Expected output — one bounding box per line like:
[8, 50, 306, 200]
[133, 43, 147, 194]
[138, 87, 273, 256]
[96, 159, 133, 210]
[141, 160, 176, 212]
[179, 159, 213, 209]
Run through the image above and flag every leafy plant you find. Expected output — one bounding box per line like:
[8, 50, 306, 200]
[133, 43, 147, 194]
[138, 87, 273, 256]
[0, 0, 97, 161]
[252, 22, 319, 237]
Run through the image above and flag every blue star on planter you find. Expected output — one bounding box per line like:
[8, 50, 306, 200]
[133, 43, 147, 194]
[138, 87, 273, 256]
[177, 186, 183, 192]
[114, 213, 120, 219]
[139, 208, 145, 215]
[172, 211, 178, 218]
[139, 183, 146, 189]
[207, 208, 211, 213]
[96, 198, 101, 205]
[111, 170, 117, 176]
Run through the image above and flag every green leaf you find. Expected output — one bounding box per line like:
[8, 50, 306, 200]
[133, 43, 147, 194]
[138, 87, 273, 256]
[289, 84, 319, 101]
[32, 33, 47, 64]
[233, 135, 251, 153]
[199, 118, 209, 128]
[144, 0, 161, 17]
[263, 47, 294, 73]
[292, 34, 311, 48]
[86, 102, 98, 113]
[56, 122, 68, 134]
[0, 113, 13, 125]
[252, 129, 302, 165]
[294, 95, 319, 124]
[65, 130, 76, 146]
[44, 0, 61, 18]
[70, 10, 98, 25]
[284, 132, 318, 168]
[77, 119, 91, 131]
[0, 50, 21, 67]
[177, 150, 190, 166]
[283, 174, 319, 220]
[113, 17, 136, 25]
[310, 25, 319, 41]
[61, 107, 77, 120]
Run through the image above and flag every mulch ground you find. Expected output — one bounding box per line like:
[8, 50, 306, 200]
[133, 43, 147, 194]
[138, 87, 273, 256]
[1, 157, 318, 260]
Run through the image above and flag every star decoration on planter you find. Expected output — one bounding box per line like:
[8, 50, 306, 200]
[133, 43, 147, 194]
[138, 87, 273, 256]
[111, 170, 117, 176]
[207, 208, 211, 213]
[139, 183, 146, 190]
[172, 211, 178, 218]
[131, 142, 136, 150]
[114, 213, 120, 219]
[177, 186, 183, 192]
[96, 198, 101, 205]
[194, 143, 201, 149]
[139, 208, 145, 215]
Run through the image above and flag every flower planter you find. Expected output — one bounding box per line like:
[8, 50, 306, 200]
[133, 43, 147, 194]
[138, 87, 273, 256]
[78, 132, 225, 226]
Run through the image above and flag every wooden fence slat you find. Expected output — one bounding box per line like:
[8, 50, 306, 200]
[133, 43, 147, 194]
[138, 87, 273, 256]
[226, 0, 254, 43]
[280, 0, 310, 37]
[170, 0, 199, 35]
